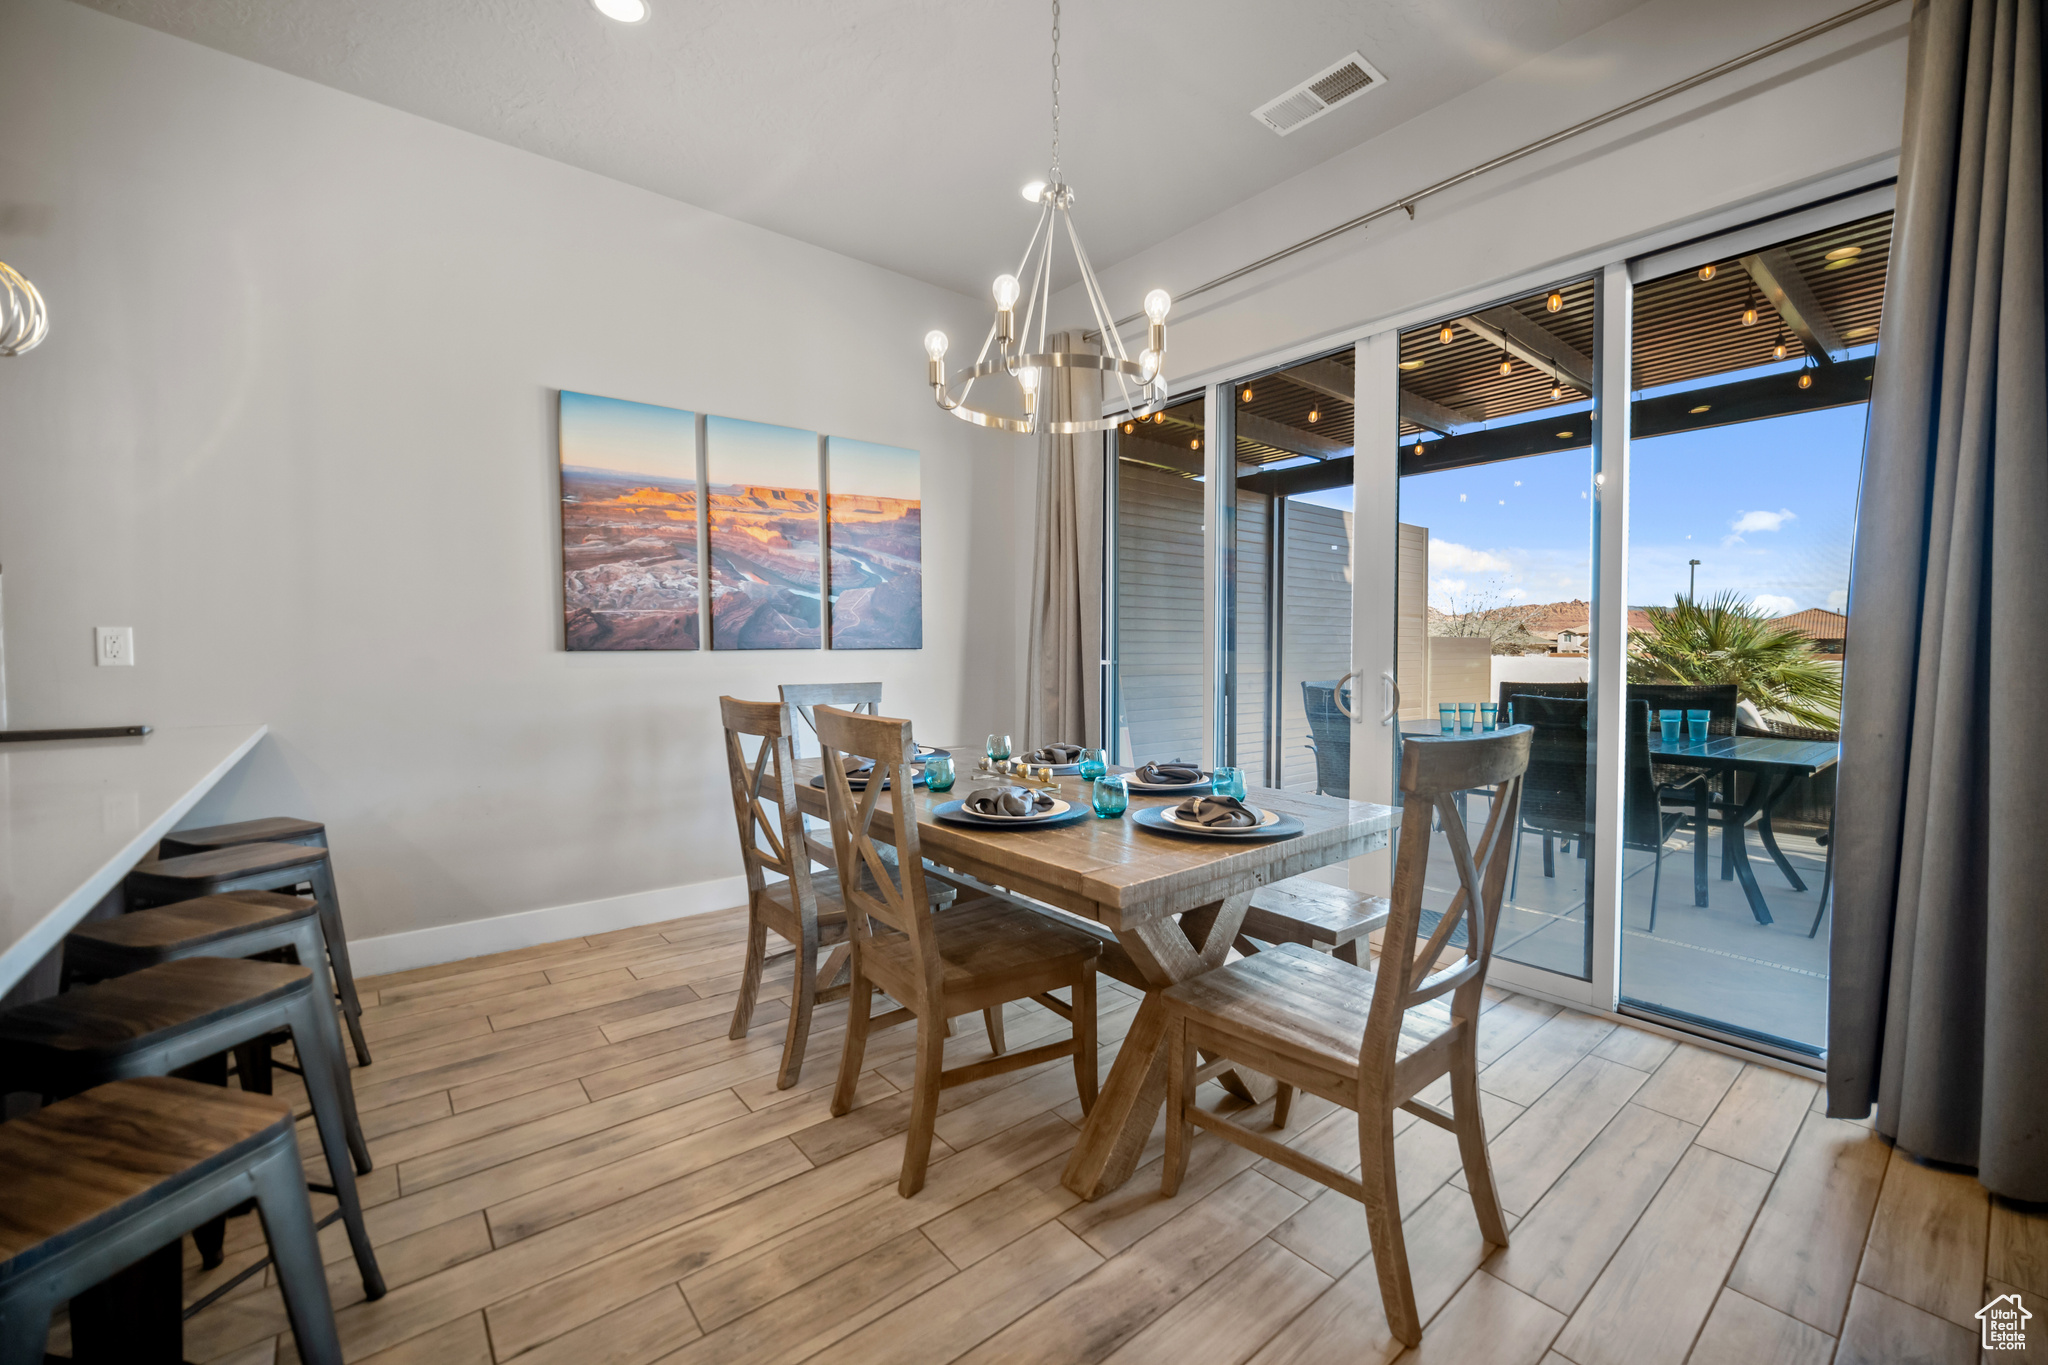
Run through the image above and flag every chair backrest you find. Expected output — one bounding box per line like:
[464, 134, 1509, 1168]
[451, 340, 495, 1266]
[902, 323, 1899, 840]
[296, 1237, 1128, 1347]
[1496, 679, 1585, 724]
[1366, 727, 1531, 1081]
[1627, 682, 1739, 736]
[1300, 681, 1352, 798]
[780, 682, 883, 757]
[718, 697, 822, 919]
[813, 705, 943, 1005]
[1510, 694, 1593, 839]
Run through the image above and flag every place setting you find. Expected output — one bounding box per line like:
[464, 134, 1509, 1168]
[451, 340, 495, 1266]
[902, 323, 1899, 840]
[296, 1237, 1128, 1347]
[1123, 759, 1213, 795]
[808, 754, 926, 791]
[932, 780, 1088, 830]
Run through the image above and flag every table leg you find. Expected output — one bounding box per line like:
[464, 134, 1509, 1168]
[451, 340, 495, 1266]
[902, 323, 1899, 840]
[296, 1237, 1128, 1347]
[1061, 891, 1255, 1201]
[1754, 793, 1808, 892]
[1174, 901, 1275, 1106]
[1722, 773, 1786, 927]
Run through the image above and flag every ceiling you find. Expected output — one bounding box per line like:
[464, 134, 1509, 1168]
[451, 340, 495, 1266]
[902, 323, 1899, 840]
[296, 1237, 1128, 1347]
[73, 0, 1650, 297]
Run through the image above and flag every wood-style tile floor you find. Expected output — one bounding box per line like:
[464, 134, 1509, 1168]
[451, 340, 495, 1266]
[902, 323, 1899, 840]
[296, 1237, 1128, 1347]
[127, 906, 2041, 1365]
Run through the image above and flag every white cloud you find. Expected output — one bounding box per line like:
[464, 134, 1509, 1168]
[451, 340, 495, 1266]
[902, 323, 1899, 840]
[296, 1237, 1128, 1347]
[1459, 493, 1467, 502]
[1827, 588, 1848, 612]
[1429, 539, 1512, 574]
[1729, 507, 1798, 536]
[1432, 577, 1468, 597]
[1753, 594, 1799, 617]
[1505, 587, 1528, 600]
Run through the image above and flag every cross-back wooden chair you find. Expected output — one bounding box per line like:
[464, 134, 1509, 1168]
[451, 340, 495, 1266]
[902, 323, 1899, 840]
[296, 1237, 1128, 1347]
[778, 681, 883, 759]
[815, 704, 1103, 1197]
[720, 697, 855, 1090]
[1157, 725, 1532, 1347]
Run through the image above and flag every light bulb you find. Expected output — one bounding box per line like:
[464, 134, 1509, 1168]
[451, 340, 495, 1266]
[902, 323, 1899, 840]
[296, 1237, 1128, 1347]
[923, 330, 948, 360]
[1143, 289, 1172, 322]
[1021, 180, 1047, 204]
[1123, 421, 1134, 434]
[1191, 439, 1200, 450]
[1546, 291, 1564, 313]
[1742, 306, 1758, 326]
[1241, 387, 1254, 403]
[1017, 366, 1040, 395]
[1699, 263, 1717, 281]
[1153, 412, 1165, 424]
[1439, 325, 1455, 345]
[1551, 384, 1562, 401]
[1498, 358, 1513, 376]
[592, 0, 648, 20]
[1307, 408, 1320, 424]
[1798, 372, 1813, 390]
[992, 274, 1021, 309]
[1774, 341, 1789, 360]
[1138, 348, 1160, 379]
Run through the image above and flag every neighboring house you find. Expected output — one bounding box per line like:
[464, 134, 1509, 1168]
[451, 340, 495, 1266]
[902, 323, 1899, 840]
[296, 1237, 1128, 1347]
[1770, 607, 1849, 655]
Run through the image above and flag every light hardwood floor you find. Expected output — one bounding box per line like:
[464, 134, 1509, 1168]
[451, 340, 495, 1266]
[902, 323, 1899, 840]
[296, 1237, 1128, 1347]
[87, 906, 2041, 1365]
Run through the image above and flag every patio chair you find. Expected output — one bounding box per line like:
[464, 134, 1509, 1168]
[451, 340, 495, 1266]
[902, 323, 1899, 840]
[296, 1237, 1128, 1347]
[1506, 695, 1692, 927]
[1302, 680, 1352, 798]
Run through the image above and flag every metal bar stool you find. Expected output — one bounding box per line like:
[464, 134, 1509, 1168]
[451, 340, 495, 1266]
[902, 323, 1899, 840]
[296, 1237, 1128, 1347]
[0, 1077, 343, 1365]
[0, 957, 385, 1303]
[63, 891, 372, 1175]
[158, 816, 327, 858]
[126, 842, 372, 1067]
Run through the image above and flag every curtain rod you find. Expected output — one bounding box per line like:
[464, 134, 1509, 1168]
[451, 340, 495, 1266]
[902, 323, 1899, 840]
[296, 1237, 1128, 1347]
[1096, 0, 1902, 336]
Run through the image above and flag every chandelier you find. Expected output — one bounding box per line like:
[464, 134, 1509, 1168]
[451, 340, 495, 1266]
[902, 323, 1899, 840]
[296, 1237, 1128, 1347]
[922, 0, 1170, 435]
[0, 261, 48, 357]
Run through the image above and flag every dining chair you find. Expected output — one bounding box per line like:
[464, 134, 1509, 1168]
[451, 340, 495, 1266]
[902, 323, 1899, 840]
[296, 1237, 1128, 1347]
[815, 704, 1102, 1197]
[1156, 726, 1531, 1347]
[778, 681, 882, 759]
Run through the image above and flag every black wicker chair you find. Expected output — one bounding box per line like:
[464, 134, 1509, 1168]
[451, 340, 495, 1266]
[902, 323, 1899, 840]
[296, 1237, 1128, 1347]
[1302, 680, 1352, 798]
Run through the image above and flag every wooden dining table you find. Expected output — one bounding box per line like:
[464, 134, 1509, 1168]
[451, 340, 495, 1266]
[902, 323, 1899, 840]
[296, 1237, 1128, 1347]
[792, 754, 1398, 1200]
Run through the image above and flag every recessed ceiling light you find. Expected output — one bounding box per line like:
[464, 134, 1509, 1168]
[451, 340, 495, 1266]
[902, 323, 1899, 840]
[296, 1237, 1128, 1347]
[1689, 404, 1711, 414]
[1845, 326, 1877, 338]
[593, 0, 648, 22]
[1556, 430, 1574, 438]
[1824, 257, 1858, 271]
[1398, 359, 1424, 371]
[1824, 245, 1862, 261]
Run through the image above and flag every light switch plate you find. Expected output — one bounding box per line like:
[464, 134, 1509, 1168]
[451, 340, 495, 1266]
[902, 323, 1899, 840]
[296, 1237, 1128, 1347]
[94, 626, 134, 667]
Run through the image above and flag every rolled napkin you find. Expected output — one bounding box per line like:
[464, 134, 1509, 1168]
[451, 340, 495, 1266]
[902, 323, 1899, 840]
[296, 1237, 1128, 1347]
[1135, 761, 1205, 786]
[1029, 742, 1085, 764]
[962, 785, 1057, 817]
[1173, 794, 1262, 828]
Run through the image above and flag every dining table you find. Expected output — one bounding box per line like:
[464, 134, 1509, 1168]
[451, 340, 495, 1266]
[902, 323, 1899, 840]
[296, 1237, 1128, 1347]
[1646, 731, 1840, 926]
[792, 753, 1398, 1201]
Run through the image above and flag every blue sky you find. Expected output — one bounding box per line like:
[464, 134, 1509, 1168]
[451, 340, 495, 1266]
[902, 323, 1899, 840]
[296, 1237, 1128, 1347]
[827, 437, 920, 501]
[559, 390, 695, 482]
[1296, 401, 1866, 616]
[707, 414, 819, 492]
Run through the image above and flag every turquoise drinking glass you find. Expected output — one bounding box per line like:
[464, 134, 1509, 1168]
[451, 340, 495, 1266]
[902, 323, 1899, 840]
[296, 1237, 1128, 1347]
[1458, 703, 1477, 732]
[1659, 711, 1682, 745]
[1687, 709, 1711, 743]
[1438, 703, 1457, 735]
[986, 733, 1011, 764]
[1078, 747, 1107, 781]
[1212, 765, 1246, 799]
[924, 754, 954, 791]
[1479, 702, 1499, 731]
[1091, 775, 1129, 818]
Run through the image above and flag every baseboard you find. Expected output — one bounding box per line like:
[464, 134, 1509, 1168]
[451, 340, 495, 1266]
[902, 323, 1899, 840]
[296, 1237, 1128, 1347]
[348, 876, 750, 978]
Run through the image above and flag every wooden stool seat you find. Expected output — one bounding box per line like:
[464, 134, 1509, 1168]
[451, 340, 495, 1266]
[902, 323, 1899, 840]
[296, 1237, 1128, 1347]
[64, 892, 313, 969]
[125, 842, 373, 1068]
[1162, 942, 1455, 1083]
[1240, 879, 1392, 964]
[0, 1077, 343, 1365]
[159, 816, 327, 858]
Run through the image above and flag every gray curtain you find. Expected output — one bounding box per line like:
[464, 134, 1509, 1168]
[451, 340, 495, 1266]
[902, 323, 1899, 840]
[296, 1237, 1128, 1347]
[1829, 0, 2046, 1200]
[1025, 332, 1105, 747]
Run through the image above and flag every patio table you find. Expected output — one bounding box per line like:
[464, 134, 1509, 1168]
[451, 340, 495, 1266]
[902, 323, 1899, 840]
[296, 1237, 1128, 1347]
[1647, 732, 1840, 926]
[792, 753, 1397, 1200]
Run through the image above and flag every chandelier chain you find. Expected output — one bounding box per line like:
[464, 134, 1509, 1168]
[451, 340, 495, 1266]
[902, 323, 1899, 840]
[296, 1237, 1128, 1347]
[1049, 0, 1061, 179]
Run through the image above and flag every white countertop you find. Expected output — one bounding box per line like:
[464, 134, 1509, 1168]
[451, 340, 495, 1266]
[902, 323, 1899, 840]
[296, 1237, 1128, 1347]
[0, 724, 267, 995]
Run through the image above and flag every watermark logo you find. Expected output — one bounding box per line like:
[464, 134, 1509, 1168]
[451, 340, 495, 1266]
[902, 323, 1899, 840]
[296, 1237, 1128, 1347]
[1979, 1293, 2032, 1352]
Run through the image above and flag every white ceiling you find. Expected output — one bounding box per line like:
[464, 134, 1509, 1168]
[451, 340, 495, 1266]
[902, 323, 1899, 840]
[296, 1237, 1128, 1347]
[74, 0, 1649, 299]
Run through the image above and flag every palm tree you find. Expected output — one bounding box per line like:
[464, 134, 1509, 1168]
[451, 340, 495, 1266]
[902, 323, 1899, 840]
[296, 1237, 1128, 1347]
[1627, 591, 1842, 730]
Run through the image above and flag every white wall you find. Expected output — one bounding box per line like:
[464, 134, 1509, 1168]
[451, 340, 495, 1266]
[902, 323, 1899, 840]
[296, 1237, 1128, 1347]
[0, 0, 1018, 967]
[1072, 0, 1910, 388]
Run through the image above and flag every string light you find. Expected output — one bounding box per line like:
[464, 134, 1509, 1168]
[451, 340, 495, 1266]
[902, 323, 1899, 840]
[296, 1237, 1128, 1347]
[1307, 408, 1320, 423]
[1550, 383, 1563, 401]
[1123, 421, 1134, 433]
[1798, 372, 1813, 390]
[1498, 351, 1513, 377]
[1773, 338, 1789, 361]
[1698, 263, 1717, 281]
[1191, 438, 1201, 449]
[1546, 290, 1564, 313]
[1741, 285, 1759, 327]
[1241, 387, 1254, 403]
[1153, 412, 1165, 423]
[1439, 325, 1455, 345]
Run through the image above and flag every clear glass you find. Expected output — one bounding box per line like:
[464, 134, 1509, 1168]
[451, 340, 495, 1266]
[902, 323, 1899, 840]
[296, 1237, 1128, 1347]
[1212, 766, 1246, 799]
[1078, 748, 1107, 780]
[1617, 210, 1881, 1056]
[1395, 275, 1600, 981]
[986, 733, 1011, 764]
[924, 754, 954, 791]
[1091, 775, 1130, 818]
[1479, 702, 1498, 731]
[1111, 394, 1207, 767]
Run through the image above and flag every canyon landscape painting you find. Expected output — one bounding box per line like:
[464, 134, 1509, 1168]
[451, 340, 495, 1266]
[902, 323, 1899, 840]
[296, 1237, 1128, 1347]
[706, 415, 823, 650]
[827, 438, 922, 649]
[559, 390, 700, 651]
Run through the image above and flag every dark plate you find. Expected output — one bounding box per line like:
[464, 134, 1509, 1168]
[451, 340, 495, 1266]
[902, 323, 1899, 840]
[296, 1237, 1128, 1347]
[809, 767, 926, 791]
[917, 745, 951, 759]
[1131, 804, 1304, 841]
[932, 799, 1091, 830]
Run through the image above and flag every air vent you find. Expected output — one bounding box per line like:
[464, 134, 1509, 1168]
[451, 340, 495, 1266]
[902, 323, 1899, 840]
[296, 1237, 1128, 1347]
[1252, 51, 1386, 135]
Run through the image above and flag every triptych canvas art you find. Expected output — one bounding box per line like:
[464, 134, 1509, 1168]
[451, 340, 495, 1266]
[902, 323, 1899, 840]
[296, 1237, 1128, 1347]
[558, 390, 922, 652]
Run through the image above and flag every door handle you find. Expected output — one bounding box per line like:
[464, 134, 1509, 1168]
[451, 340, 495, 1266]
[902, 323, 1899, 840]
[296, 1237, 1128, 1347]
[1380, 669, 1399, 726]
[1334, 669, 1360, 722]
